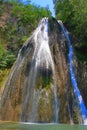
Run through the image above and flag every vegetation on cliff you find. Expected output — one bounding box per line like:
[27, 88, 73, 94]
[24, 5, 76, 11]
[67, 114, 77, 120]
[0, 0, 51, 87]
[53, 0, 87, 61]
[0, 0, 87, 88]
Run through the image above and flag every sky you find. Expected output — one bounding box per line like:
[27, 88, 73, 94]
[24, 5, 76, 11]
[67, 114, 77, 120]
[31, 0, 55, 17]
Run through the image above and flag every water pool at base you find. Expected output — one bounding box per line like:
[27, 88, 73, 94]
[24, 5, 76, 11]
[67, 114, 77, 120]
[0, 122, 87, 130]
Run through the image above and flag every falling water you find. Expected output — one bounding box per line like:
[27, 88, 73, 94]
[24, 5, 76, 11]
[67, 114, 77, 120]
[2, 17, 86, 124]
[21, 18, 58, 122]
[66, 93, 73, 124]
[1, 48, 25, 106]
[58, 20, 87, 124]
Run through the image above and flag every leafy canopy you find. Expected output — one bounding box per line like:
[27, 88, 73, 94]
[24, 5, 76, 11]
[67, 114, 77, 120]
[54, 0, 87, 61]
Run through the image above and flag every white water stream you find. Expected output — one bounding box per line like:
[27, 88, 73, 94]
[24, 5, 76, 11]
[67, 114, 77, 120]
[21, 18, 58, 122]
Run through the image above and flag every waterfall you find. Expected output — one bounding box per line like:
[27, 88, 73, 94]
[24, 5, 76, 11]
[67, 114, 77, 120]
[58, 20, 87, 125]
[21, 18, 58, 122]
[1, 49, 25, 106]
[1, 17, 87, 124]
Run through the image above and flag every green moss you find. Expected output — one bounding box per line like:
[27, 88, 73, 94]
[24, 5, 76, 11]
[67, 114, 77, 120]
[36, 69, 53, 90]
[0, 69, 9, 88]
[38, 92, 54, 122]
[0, 4, 4, 16]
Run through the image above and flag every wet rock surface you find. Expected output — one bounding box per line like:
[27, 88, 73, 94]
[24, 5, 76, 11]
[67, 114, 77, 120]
[0, 18, 87, 124]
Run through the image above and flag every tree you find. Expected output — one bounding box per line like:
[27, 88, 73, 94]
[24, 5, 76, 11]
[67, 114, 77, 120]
[0, 1, 51, 69]
[0, 44, 4, 59]
[54, 0, 87, 43]
[53, 0, 87, 61]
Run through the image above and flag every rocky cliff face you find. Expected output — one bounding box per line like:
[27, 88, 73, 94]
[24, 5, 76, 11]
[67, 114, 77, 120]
[77, 62, 87, 107]
[0, 17, 87, 124]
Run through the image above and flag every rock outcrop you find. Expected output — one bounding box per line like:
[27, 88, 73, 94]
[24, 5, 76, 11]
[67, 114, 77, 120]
[0, 18, 87, 124]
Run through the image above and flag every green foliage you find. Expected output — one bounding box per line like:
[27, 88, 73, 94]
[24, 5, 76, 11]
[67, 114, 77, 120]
[0, 50, 16, 70]
[71, 0, 87, 42]
[0, 4, 4, 16]
[0, 0, 4, 3]
[54, 0, 87, 61]
[0, 1, 51, 57]
[54, 0, 72, 22]
[11, 1, 51, 25]
[0, 69, 9, 88]
[36, 69, 52, 90]
[54, 0, 87, 42]
[0, 44, 4, 59]
[75, 44, 87, 61]
[0, 1, 51, 86]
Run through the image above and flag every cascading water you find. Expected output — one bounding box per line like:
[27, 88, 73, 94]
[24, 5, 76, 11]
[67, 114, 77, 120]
[1, 17, 87, 124]
[58, 20, 87, 125]
[21, 18, 58, 122]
